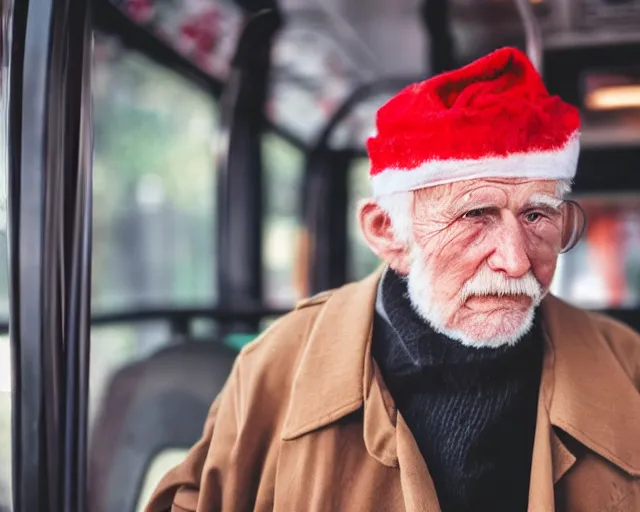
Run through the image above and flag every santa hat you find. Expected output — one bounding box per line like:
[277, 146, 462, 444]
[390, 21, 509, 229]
[367, 47, 581, 197]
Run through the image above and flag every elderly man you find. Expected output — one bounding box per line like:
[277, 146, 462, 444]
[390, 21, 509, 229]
[146, 47, 640, 511]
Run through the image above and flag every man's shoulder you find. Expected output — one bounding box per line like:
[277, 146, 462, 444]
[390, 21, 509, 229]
[234, 288, 337, 376]
[294, 289, 334, 310]
[556, 298, 640, 386]
[221, 287, 349, 433]
[584, 309, 640, 383]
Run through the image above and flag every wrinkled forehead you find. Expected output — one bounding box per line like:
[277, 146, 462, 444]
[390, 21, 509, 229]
[414, 178, 561, 209]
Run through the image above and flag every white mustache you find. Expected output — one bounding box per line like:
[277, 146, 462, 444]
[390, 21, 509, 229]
[460, 266, 543, 304]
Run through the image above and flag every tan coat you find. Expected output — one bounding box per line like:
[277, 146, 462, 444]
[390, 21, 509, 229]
[146, 271, 640, 511]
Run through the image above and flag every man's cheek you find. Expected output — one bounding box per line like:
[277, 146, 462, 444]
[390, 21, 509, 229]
[434, 228, 487, 265]
[429, 250, 479, 294]
[533, 257, 559, 289]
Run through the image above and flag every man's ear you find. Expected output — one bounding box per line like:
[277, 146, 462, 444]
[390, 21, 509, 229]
[358, 199, 411, 275]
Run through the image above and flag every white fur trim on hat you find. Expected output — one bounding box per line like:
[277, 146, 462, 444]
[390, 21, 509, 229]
[370, 134, 580, 197]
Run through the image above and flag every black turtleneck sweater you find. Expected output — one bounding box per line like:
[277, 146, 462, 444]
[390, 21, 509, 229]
[372, 270, 543, 512]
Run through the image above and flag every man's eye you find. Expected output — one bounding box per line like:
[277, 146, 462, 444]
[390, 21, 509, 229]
[463, 208, 487, 219]
[525, 211, 543, 223]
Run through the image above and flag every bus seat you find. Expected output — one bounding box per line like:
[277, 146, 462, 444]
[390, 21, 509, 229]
[88, 340, 238, 512]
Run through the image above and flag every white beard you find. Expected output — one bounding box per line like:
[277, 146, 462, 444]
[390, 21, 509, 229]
[404, 245, 544, 348]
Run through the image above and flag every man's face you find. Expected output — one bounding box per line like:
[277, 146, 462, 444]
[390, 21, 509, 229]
[402, 178, 563, 347]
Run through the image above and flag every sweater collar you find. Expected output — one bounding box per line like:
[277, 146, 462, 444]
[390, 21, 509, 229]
[374, 267, 543, 382]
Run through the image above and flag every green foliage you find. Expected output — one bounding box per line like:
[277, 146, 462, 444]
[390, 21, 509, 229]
[92, 41, 219, 309]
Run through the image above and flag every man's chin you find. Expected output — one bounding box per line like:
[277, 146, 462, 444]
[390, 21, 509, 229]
[406, 287, 537, 349]
[442, 307, 537, 349]
[404, 257, 540, 348]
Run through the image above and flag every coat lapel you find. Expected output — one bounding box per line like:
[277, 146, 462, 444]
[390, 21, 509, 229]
[528, 308, 577, 511]
[527, 294, 640, 511]
[396, 413, 441, 512]
[528, 395, 555, 512]
[541, 296, 640, 476]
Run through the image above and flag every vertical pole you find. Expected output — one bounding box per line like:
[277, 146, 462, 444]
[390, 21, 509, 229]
[306, 149, 350, 294]
[217, 9, 281, 331]
[62, 2, 92, 510]
[421, 0, 455, 75]
[9, 0, 57, 510]
[7, 0, 92, 510]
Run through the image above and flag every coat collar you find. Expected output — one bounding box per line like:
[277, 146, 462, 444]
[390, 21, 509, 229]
[280, 269, 380, 442]
[541, 295, 640, 476]
[281, 269, 640, 477]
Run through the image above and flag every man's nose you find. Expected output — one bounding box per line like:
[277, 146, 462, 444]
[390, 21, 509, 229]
[486, 213, 531, 278]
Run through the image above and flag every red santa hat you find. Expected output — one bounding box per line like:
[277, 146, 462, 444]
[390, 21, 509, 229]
[367, 47, 581, 197]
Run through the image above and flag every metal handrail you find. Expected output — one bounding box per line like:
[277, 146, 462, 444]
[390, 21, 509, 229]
[0, 305, 292, 335]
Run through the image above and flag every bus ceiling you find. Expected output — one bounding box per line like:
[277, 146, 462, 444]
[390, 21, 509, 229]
[100, 0, 640, 152]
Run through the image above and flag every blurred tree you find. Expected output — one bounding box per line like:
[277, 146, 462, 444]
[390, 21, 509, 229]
[92, 35, 218, 310]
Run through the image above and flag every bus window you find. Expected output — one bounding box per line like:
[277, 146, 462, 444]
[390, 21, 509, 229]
[88, 32, 220, 512]
[262, 134, 304, 307]
[551, 194, 640, 309]
[92, 34, 219, 311]
[347, 158, 381, 282]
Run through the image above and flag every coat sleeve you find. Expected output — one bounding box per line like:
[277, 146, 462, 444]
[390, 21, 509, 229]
[144, 361, 240, 512]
